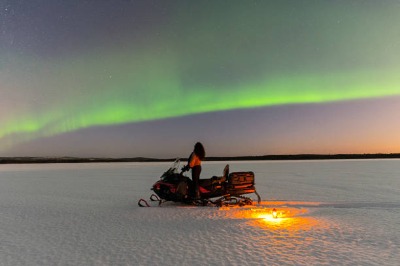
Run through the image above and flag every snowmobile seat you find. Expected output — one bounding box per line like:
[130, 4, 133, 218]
[198, 164, 230, 189]
[211, 164, 229, 184]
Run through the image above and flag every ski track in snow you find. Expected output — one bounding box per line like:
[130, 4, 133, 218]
[0, 161, 399, 266]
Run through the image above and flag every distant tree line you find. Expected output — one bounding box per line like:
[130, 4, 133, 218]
[1, 153, 400, 164]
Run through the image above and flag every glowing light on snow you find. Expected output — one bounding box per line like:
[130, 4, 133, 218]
[257, 208, 282, 223]
[221, 202, 329, 231]
[272, 208, 278, 219]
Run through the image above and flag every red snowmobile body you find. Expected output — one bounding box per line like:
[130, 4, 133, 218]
[141, 159, 261, 207]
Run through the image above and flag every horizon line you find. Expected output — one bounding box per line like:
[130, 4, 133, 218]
[1, 153, 400, 164]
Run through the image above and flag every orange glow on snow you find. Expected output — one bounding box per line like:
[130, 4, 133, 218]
[219, 201, 326, 231]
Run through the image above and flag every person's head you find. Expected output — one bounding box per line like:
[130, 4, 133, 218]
[194, 142, 205, 160]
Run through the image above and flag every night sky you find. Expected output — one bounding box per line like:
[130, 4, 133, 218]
[1, 0, 400, 158]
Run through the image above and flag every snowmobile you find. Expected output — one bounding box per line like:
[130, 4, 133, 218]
[138, 159, 261, 207]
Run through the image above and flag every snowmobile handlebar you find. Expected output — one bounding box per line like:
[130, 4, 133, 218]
[180, 165, 190, 174]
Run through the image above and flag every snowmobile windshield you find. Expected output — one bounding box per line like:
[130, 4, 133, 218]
[164, 158, 180, 175]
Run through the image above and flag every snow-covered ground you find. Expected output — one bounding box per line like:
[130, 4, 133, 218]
[0, 160, 399, 265]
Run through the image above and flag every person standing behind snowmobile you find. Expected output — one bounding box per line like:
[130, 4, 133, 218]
[182, 142, 206, 200]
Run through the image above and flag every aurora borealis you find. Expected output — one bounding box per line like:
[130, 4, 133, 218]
[1, 0, 400, 157]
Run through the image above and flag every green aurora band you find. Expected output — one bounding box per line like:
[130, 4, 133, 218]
[2, 47, 400, 149]
[2, 0, 400, 151]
